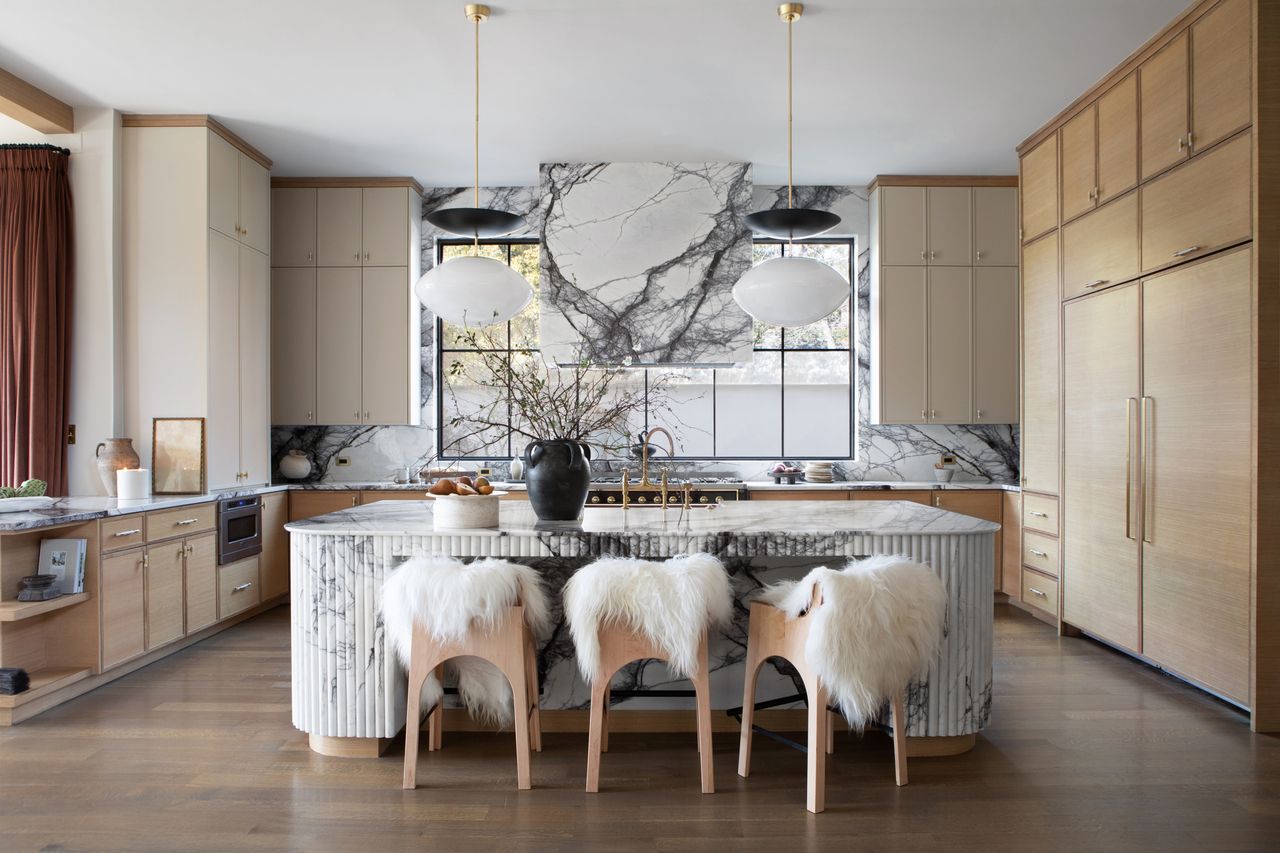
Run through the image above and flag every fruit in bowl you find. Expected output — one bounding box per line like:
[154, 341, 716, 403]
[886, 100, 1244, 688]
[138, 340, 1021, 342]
[428, 476, 495, 497]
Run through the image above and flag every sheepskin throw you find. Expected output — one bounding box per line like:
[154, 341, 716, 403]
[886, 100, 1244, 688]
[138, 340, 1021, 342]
[381, 556, 551, 726]
[758, 555, 947, 728]
[563, 554, 732, 681]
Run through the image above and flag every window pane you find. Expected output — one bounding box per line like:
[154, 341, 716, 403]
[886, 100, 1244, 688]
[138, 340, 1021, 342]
[784, 242, 851, 349]
[508, 243, 541, 350]
[782, 351, 851, 458]
[579, 368, 648, 458]
[715, 352, 782, 457]
[749, 243, 784, 348]
[441, 351, 510, 456]
[650, 367, 715, 457]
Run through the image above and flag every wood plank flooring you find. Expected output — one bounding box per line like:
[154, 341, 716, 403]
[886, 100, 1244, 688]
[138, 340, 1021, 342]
[1, 605, 1278, 851]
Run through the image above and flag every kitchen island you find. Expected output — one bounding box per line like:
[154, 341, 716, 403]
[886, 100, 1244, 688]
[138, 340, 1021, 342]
[287, 499, 998, 757]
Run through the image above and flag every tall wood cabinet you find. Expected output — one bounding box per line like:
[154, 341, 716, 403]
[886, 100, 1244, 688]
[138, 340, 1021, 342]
[269, 180, 423, 428]
[870, 178, 1020, 425]
[122, 116, 272, 490]
[1017, 0, 1277, 729]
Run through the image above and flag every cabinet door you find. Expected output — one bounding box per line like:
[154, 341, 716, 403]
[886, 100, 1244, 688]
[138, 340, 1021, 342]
[361, 187, 409, 266]
[145, 542, 185, 650]
[973, 187, 1018, 267]
[316, 188, 363, 267]
[1140, 129, 1251, 271]
[1062, 284, 1140, 652]
[1096, 73, 1138, 204]
[270, 267, 317, 425]
[101, 548, 146, 669]
[207, 230, 242, 490]
[1060, 106, 1097, 222]
[207, 131, 239, 241]
[271, 188, 317, 266]
[361, 267, 411, 424]
[238, 154, 270, 254]
[876, 266, 927, 423]
[1061, 192, 1139, 299]
[1020, 135, 1058, 241]
[879, 187, 927, 266]
[260, 492, 290, 601]
[925, 267, 972, 423]
[316, 267, 364, 424]
[973, 267, 1018, 424]
[239, 247, 271, 486]
[184, 531, 218, 634]
[1191, 0, 1251, 154]
[925, 186, 971, 265]
[1139, 32, 1190, 181]
[1141, 248, 1251, 702]
[288, 490, 361, 522]
[1021, 233, 1060, 493]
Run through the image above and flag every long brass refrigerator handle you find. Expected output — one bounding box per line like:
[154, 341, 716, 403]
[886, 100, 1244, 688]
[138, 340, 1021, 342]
[1142, 396, 1153, 544]
[1125, 397, 1136, 541]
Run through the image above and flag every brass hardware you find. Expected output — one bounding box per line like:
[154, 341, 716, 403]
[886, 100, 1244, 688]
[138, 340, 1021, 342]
[699, 495, 709, 504]
[1186, 131, 1193, 150]
[1172, 246, 1200, 258]
[659, 469, 669, 512]
[921, 409, 927, 421]
[637, 426, 675, 486]
[930, 409, 936, 419]
[1083, 279, 1108, 289]
[1125, 397, 1136, 540]
[921, 251, 927, 261]
[1142, 396, 1153, 544]
[636, 495, 647, 504]
[590, 495, 601, 503]
[620, 468, 630, 508]
[464, 3, 490, 22]
[353, 253, 360, 261]
[364, 410, 371, 420]
[67, 424, 76, 444]
[682, 482, 692, 511]
[1093, 185, 1099, 200]
[307, 410, 313, 421]
[351, 496, 359, 506]
[364, 252, 370, 261]
[142, 553, 149, 569]
[233, 582, 253, 593]
[930, 250, 936, 261]
[778, 2, 803, 22]
[975, 250, 982, 261]
[114, 528, 141, 537]
[606, 495, 617, 504]
[976, 409, 983, 420]
[307, 251, 313, 261]
[1030, 549, 1048, 558]
[933, 495, 941, 507]
[1177, 136, 1186, 152]
[716, 496, 725, 504]
[353, 411, 360, 420]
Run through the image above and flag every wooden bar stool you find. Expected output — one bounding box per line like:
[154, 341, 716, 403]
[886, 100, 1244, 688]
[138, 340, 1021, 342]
[737, 556, 946, 813]
[563, 554, 732, 795]
[380, 557, 549, 792]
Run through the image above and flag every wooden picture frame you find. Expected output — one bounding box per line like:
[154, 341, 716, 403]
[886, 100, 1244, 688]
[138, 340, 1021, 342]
[152, 417, 206, 495]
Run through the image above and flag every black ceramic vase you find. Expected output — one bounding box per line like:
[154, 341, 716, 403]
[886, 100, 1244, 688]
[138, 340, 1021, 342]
[523, 439, 592, 521]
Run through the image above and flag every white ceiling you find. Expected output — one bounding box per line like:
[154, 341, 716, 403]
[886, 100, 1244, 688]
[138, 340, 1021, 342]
[0, 0, 1190, 187]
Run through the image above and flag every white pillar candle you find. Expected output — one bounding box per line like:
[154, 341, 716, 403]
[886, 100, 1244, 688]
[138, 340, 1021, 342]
[116, 468, 150, 501]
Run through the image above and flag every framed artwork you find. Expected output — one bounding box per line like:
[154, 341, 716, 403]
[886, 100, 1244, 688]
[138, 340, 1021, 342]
[152, 417, 206, 495]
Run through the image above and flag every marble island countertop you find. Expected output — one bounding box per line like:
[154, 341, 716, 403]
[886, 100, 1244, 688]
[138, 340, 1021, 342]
[285, 479, 1020, 493]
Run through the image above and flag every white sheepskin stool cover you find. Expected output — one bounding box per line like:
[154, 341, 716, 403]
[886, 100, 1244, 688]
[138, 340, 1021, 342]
[381, 556, 551, 726]
[563, 553, 732, 681]
[758, 554, 947, 728]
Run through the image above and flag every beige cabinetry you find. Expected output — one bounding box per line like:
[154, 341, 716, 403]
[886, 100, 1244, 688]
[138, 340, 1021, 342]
[871, 178, 1018, 426]
[1190, 0, 1251, 152]
[100, 548, 146, 670]
[1061, 192, 1139, 299]
[122, 117, 272, 491]
[271, 180, 423, 431]
[260, 492, 289, 601]
[219, 557, 261, 620]
[1020, 233, 1059, 494]
[271, 187, 317, 267]
[1019, 136, 1058, 241]
[1061, 73, 1139, 222]
[1140, 32, 1190, 180]
[184, 531, 218, 635]
[289, 490, 362, 522]
[144, 541, 185, 650]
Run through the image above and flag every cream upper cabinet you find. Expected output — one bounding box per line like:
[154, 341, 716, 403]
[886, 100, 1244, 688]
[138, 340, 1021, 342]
[1021, 233, 1059, 493]
[361, 187, 410, 267]
[1060, 107, 1097, 222]
[317, 188, 363, 266]
[973, 187, 1018, 266]
[208, 133, 240, 241]
[238, 157, 270, 254]
[925, 187, 971, 265]
[1096, 73, 1138, 204]
[271, 268, 317, 425]
[878, 186, 927, 265]
[1020, 135, 1058, 241]
[271, 188, 317, 266]
[361, 266, 413, 423]
[874, 265, 927, 423]
[206, 230, 242, 490]
[925, 266, 972, 423]
[1190, 0, 1251, 154]
[316, 267, 364, 425]
[239, 246, 271, 486]
[1140, 32, 1190, 180]
[973, 267, 1019, 424]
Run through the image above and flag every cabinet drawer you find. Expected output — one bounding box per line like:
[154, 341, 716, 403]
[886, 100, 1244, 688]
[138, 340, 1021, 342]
[1022, 530, 1060, 578]
[101, 515, 146, 552]
[1062, 192, 1139, 299]
[1021, 494, 1059, 536]
[1021, 569, 1059, 616]
[218, 556, 261, 619]
[1141, 131, 1251, 271]
[146, 503, 216, 542]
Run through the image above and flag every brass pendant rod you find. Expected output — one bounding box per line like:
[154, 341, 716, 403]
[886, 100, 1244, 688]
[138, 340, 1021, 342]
[473, 11, 480, 253]
[786, 13, 793, 212]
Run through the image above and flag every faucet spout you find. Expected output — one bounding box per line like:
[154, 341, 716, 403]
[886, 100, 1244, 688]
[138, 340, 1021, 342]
[638, 426, 676, 487]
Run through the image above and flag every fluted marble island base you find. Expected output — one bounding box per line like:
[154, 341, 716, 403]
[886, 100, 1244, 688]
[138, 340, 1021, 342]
[286, 500, 997, 755]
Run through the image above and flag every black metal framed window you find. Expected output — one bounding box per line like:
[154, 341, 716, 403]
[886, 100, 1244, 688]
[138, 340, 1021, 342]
[436, 237, 854, 461]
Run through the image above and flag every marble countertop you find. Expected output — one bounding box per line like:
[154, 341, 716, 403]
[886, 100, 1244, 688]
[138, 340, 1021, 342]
[282, 479, 1019, 493]
[285, 497, 1001, 539]
[0, 485, 290, 533]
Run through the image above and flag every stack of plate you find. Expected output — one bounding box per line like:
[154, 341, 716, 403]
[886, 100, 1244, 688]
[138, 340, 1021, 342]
[804, 462, 834, 483]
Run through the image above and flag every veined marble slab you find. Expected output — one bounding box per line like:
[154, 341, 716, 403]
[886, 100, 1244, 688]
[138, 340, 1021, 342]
[0, 485, 290, 534]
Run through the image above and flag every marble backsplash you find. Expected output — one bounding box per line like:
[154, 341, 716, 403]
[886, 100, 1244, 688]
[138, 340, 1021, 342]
[271, 182, 1018, 485]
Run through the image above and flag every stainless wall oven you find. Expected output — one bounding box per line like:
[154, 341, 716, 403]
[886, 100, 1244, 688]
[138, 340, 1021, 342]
[217, 495, 262, 565]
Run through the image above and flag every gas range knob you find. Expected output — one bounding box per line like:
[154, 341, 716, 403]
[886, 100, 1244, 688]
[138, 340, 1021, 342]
[699, 495, 709, 503]
[716, 496, 725, 503]
[668, 494, 679, 503]
[606, 495, 617, 504]
[590, 495, 601, 503]
[636, 495, 647, 504]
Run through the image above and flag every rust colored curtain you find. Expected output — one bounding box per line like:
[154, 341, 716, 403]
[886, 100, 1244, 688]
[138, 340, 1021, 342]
[0, 144, 73, 494]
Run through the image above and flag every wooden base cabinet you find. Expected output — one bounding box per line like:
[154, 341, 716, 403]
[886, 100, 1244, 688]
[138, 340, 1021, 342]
[185, 532, 218, 635]
[100, 549, 146, 670]
[144, 542, 185, 650]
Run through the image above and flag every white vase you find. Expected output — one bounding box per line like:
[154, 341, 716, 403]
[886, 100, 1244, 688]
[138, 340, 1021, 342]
[279, 450, 312, 480]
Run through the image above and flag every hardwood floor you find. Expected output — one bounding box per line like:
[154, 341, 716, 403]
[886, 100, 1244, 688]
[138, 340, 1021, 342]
[1, 605, 1278, 851]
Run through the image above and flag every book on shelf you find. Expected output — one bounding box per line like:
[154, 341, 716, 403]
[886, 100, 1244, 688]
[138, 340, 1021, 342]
[37, 538, 87, 594]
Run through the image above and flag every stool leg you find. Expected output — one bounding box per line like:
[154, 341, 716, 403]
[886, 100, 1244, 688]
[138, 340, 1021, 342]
[693, 638, 714, 794]
[806, 680, 829, 814]
[737, 624, 763, 778]
[891, 691, 908, 787]
[402, 646, 428, 790]
[601, 686, 610, 753]
[827, 710, 836, 755]
[586, 678, 609, 793]
[508, 658, 533, 791]
[427, 664, 444, 752]
[524, 629, 542, 753]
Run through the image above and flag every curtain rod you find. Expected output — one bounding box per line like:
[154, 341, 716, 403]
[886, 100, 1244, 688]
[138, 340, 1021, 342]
[0, 143, 71, 156]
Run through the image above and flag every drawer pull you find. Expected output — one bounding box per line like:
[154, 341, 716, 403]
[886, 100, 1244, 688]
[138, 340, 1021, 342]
[232, 582, 254, 593]
[1028, 587, 1048, 598]
[175, 518, 200, 526]
[1082, 279, 1108, 289]
[113, 528, 142, 537]
[1029, 549, 1048, 558]
[1172, 245, 1200, 258]
[1028, 511, 1048, 518]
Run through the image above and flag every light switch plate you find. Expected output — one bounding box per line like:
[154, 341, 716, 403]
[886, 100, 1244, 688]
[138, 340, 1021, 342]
[335, 456, 351, 467]
[940, 454, 957, 466]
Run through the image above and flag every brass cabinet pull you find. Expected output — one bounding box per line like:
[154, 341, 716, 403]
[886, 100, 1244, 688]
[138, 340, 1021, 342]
[351, 496, 359, 506]
[921, 409, 927, 421]
[976, 250, 983, 261]
[353, 252, 360, 261]
[1172, 246, 1200, 258]
[920, 251, 927, 261]
[1186, 132, 1194, 151]
[1125, 397, 1136, 541]
[1177, 136, 1187, 152]
[1142, 396, 1153, 544]
[114, 528, 141, 537]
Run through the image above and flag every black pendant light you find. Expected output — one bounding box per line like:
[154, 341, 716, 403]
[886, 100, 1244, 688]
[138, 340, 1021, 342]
[424, 4, 526, 238]
[743, 3, 840, 240]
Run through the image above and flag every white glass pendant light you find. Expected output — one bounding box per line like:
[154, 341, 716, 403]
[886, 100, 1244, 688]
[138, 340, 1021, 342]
[733, 3, 847, 327]
[415, 4, 532, 328]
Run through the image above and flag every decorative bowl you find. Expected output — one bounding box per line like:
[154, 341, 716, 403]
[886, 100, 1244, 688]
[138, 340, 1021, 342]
[427, 491, 508, 529]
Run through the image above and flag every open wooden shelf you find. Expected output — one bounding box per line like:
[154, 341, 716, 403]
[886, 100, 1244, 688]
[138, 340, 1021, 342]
[0, 592, 90, 622]
[0, 666, 93, 708]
